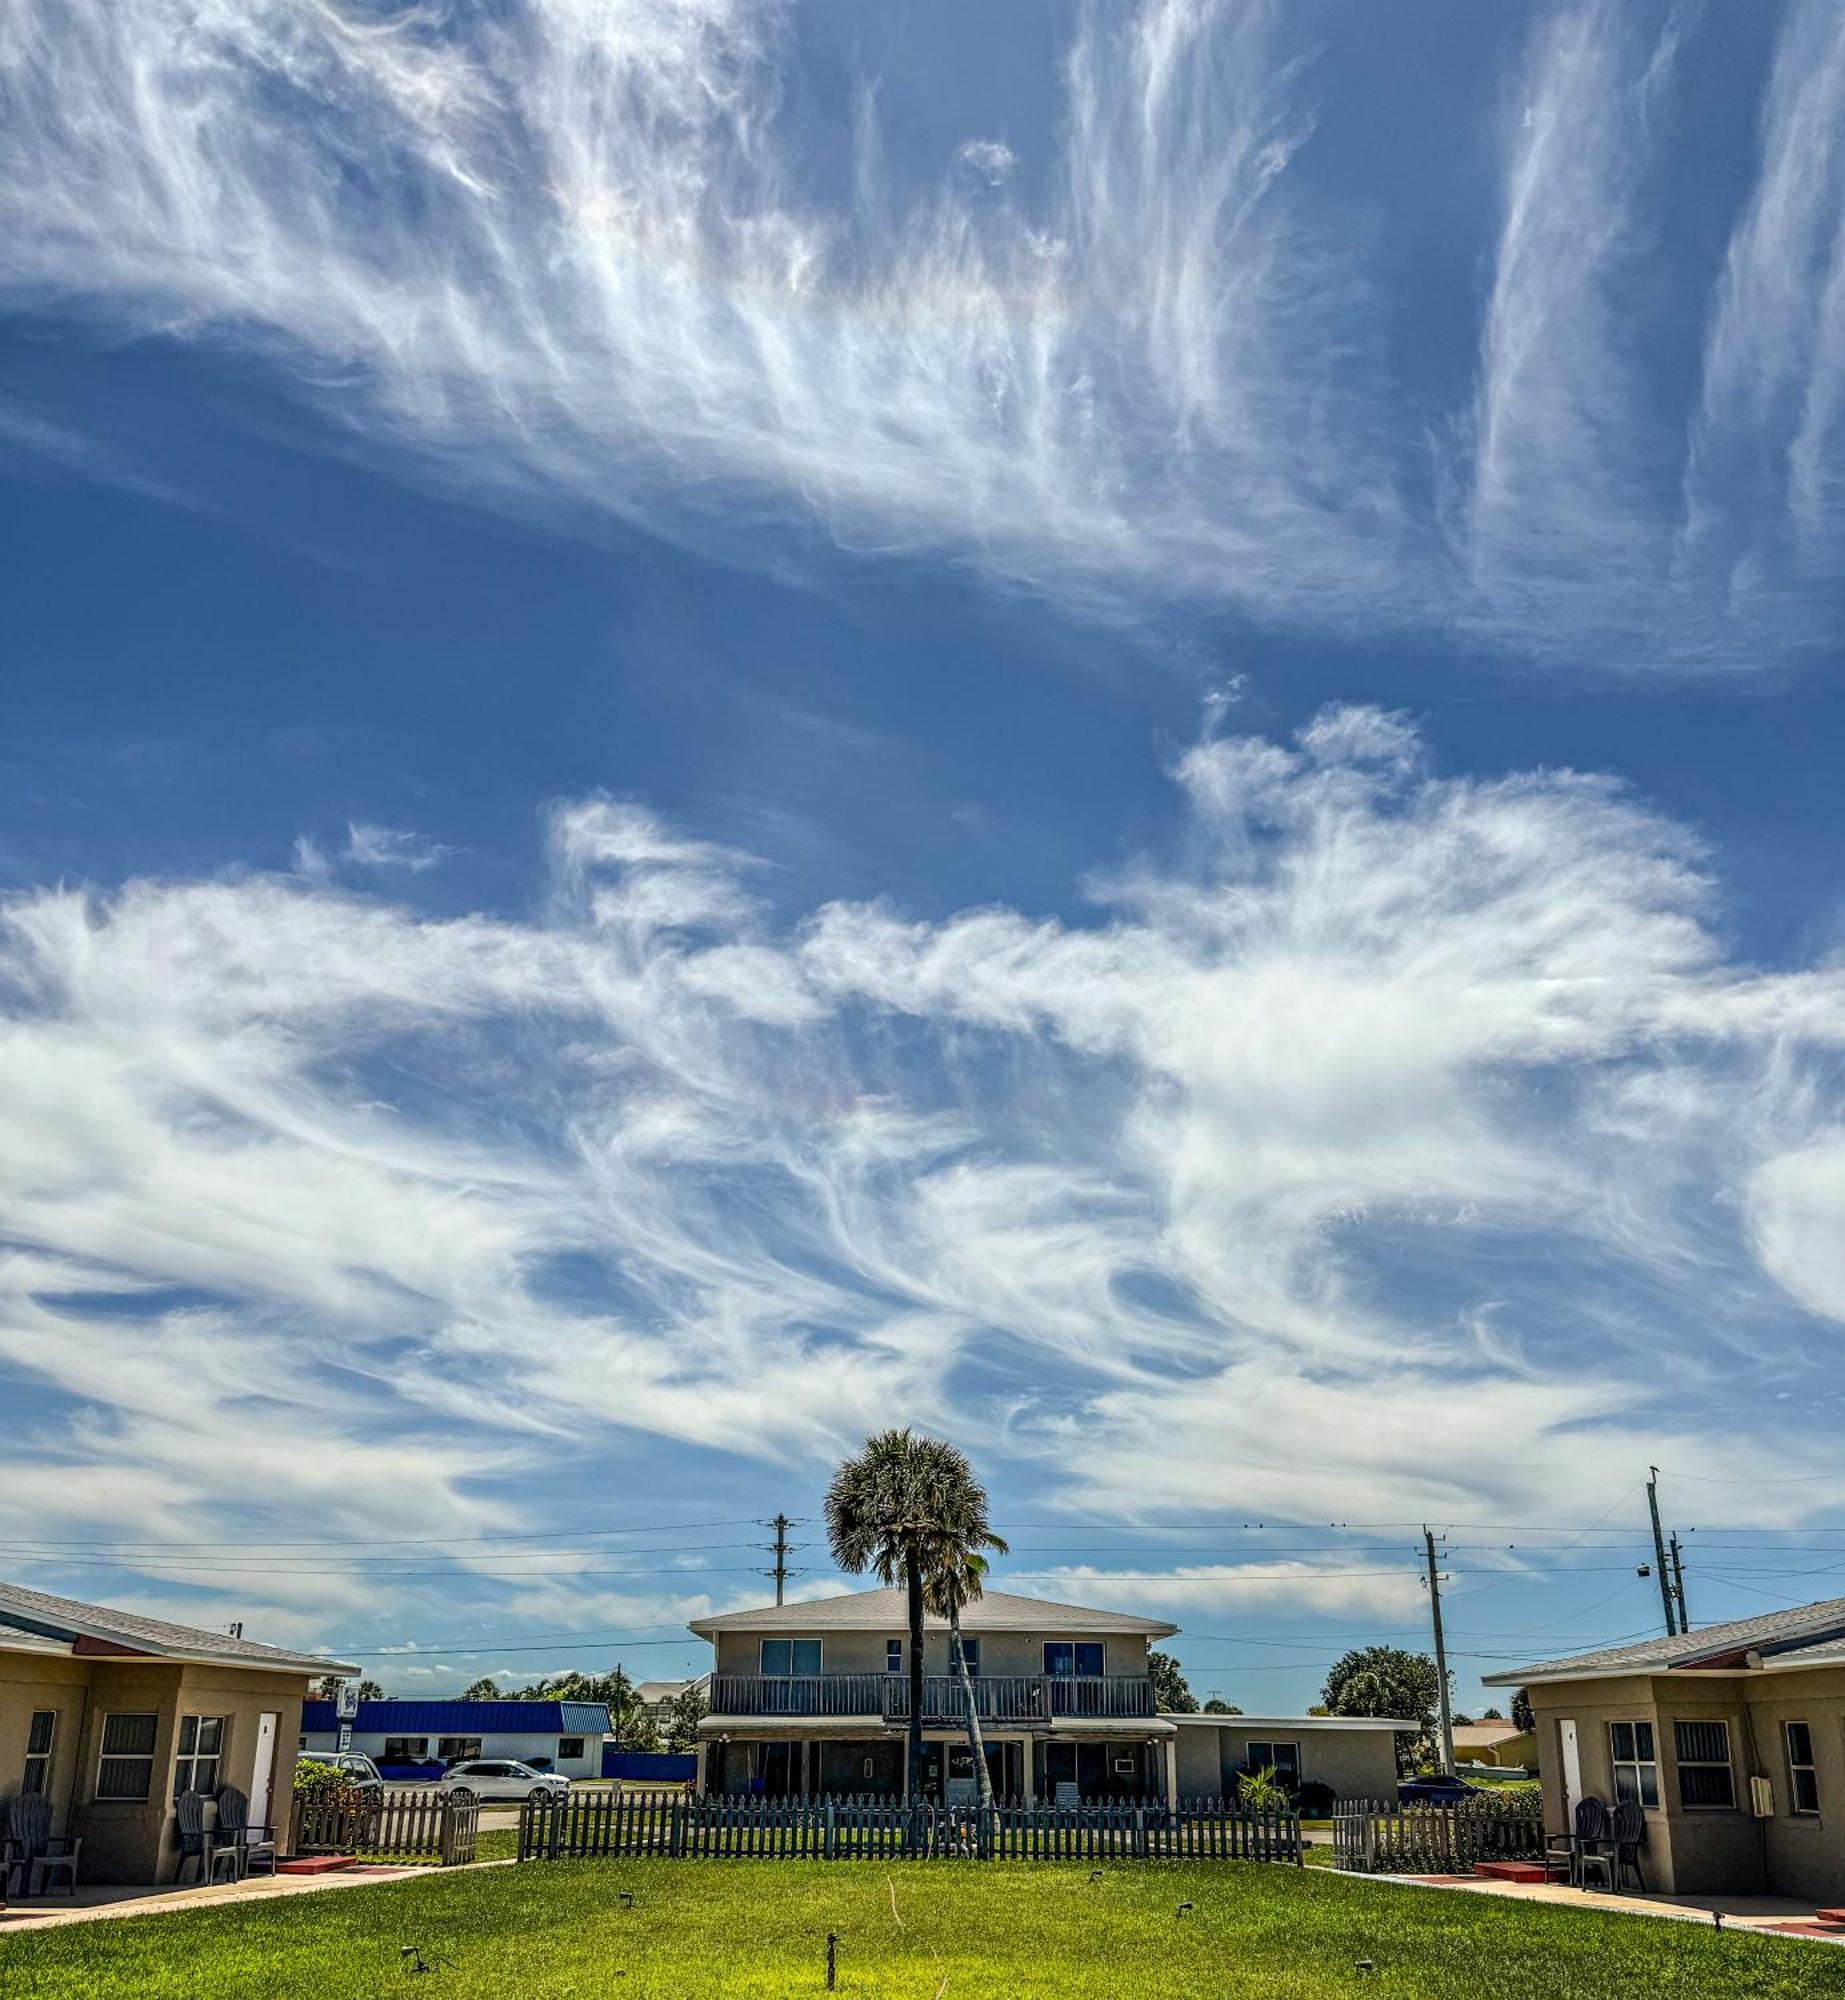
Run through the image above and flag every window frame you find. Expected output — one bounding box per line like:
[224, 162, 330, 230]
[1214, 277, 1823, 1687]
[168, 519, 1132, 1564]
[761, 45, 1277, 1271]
[759, 1637, 823, 1677]
[1043, 1640, 1106, 1678]
[1785, 1721, 1820, 1817]
[381, 1735, 431, 1763]
[173, 1714, 228, 1800]
[886, 1639, 903, 1675]
[438, 1736, 484, 1764]
[1609, 1720, 1660, 1809]
[1673, 1719, 1736, 1811]
[1246, 1740, 1301, 1782]
[23, 1709, 56, 1796]
[557, 1736, 586, 1760]
[96, 1711, 160, 1801]
[953, 1636, 980, 1678]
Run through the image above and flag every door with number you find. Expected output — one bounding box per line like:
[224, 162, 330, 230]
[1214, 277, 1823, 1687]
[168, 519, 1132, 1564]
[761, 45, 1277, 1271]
[249, 1712, 279, 1848]
[1557, 1718, 1582, 1830]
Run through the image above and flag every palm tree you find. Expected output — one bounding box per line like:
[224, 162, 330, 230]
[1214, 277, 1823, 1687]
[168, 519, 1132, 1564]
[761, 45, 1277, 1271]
[925, 1539, 1007, 1808]
[824, 1430, 1004, 1809]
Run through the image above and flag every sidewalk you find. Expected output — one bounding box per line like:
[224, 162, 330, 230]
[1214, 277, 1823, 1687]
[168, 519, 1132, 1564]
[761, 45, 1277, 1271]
[0, 1863, 432, 1934]
[1376, 1869, 1845, 1944]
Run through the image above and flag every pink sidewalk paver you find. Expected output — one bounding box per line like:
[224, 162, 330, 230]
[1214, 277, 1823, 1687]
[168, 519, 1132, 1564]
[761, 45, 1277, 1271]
[0, 1862, 469, 1933]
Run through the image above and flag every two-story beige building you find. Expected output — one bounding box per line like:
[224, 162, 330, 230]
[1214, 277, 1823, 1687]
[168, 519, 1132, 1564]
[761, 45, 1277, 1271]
[1485, 1595, 1845, 1902]
[1, 1578, 352, 1886]
[693, 1587, 1178, 1804]
[690, 1586, 1407, 1807]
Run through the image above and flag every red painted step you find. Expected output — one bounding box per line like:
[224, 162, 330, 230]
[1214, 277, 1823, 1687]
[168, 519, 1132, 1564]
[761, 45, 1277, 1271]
[274, 1856, 356, 1875]
[1473, 1860, 1568, 1885]
[1815, 1908, 1845, 1928]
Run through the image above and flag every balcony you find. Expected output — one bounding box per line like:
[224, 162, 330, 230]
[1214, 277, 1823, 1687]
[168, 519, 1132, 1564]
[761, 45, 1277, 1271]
[706, 1673, 1157, 1724]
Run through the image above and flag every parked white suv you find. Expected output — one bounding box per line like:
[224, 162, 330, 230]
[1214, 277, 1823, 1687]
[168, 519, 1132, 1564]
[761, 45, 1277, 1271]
[437, 1759, 571, 1803]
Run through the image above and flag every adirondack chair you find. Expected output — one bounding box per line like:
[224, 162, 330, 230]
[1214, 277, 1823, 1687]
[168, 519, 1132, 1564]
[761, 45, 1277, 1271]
[1608, 1797, 1646, 1892]
[1544, 1795, 1607, 1887]
[1572, 1797, 1614, 1890]
[2, 1793, 82, 1897]
[213, 1786, 277, 1878]
[173, 1791, 240, 1886]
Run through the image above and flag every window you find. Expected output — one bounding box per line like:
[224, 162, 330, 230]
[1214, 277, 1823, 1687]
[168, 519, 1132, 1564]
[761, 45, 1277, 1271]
[22, 1710, 56, 1796]
[1043, 1641, 1105, 1677]
[1786, 1722, 1820, 1816]
[438, 1736, 483, 1764]
[952, 1636, 980, 1678]
[96, 1713, 159, 1800]
[174, 1715, 226, 1798]
[382, 1736, 430, 1762]
[557, 1737, 586, 1760]
[1609, 1721, 1660, 1809]
[760, 1638, 823, 1676]
[1246, 1741, 1301, 1782]
[1674, 1720, 1735, 1809]
[886, 1639, 903, 1675]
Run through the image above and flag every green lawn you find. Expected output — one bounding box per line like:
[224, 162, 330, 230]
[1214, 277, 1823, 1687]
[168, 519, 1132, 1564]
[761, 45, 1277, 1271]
[3, 1859, 1840, 1999]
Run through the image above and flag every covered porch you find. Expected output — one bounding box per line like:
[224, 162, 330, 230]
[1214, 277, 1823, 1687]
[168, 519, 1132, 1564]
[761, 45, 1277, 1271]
[698, 1717, 1177, 1805]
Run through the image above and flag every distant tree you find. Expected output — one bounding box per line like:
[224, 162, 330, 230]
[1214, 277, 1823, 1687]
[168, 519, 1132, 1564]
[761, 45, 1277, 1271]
[317, 1676, 384, 1701]
[1201, 1698, 1243, 1715]
[1481, 1707, 1505, 1722]
[460, 1677, 502, 1701]
[1452, 1713, 1475, 1727]
[1322, 1647, 1441, 1769]
[1509, 1687, 1535, 1734]
[662, 1683, 708, 1753]
[1306, 1704, 1330, 1718]
[500, 1667, 661, 1747]
[1149, 1650, 1198, 1714]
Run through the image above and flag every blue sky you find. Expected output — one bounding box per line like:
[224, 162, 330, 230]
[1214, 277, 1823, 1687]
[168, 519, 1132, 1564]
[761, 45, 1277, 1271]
[2, 0, 1845, 1713]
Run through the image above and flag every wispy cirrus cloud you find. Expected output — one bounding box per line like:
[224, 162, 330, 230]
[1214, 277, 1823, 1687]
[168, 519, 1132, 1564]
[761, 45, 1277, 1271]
[4, 708, 1845, 1636]
[1, 1, 1838, 667]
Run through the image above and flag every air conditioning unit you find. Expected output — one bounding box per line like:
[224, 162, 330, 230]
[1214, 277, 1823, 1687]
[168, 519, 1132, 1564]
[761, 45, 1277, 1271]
[1749, 1776, 1774, 1819]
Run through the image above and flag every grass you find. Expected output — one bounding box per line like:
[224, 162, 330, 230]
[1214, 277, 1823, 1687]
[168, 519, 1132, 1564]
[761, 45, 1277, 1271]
[4, 1859, 1842, 1999]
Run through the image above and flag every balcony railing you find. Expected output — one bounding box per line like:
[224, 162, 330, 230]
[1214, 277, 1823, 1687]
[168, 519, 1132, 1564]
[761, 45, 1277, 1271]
[707, 1673, 1156, 1723]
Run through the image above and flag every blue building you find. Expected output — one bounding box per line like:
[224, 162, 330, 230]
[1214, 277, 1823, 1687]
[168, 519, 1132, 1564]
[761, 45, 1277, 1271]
[299, 1698, 611, 1781]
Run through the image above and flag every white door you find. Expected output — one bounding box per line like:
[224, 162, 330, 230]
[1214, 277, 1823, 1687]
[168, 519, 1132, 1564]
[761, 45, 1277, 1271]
[1558, 1719, 1582, 1824]
[249, 1713, 279, 1844]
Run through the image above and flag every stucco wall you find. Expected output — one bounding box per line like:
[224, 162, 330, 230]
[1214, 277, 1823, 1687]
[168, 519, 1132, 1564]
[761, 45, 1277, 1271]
[711, 1628, 1151, 1679]
[1170, 1723, 1397, 1802]
[0, 1652, 92, 1839]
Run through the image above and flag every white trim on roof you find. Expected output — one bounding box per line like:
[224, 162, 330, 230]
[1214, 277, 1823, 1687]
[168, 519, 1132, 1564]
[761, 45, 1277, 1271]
[1164, 1713, 1417, 1732]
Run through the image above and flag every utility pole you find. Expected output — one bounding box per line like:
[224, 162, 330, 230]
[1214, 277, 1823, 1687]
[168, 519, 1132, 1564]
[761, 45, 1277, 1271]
[1646, 1468, 1678, 1637]
[1669, 1533, 1690, 1633]
[1423, 1528, 1455, 1778]
[755, 1515, 805, 1605]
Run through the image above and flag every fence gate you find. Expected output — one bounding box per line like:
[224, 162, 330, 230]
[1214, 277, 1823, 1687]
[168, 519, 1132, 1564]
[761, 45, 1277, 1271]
[518, 1794, 1303, 1865]
[293, 1788, 478, 1866]
[1330, 1795, 1544, 1874]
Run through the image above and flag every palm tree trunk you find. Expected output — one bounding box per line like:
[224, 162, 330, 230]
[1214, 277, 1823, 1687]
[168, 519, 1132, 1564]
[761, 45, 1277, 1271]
[949, 1604, 993, 1809]
[905, 1537, 925, 1808]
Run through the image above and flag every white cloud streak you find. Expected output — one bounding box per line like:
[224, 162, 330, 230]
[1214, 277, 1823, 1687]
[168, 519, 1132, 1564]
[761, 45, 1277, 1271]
[0, 1, 1837, 665]
[4, 713, 1845, 1631]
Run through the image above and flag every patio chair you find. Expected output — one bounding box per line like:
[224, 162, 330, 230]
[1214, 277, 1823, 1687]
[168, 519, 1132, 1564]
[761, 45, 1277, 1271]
[173, 1791, 240, 1886]
[1543, 1796, 1607, 1888]
[3, 1793, 82, 1897]
[213, 1786, 277, 1878]
[1571, 1797, 1613, 1891]
[1608, 1797, 1646, 1893]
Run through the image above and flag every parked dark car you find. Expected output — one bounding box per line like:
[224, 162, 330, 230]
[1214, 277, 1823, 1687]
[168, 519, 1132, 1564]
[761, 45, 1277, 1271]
[1397, 1773, 1478, 1805]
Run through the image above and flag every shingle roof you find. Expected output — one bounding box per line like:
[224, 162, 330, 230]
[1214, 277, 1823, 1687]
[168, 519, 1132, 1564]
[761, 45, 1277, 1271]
[0, 1578, 355, 1676]
[689, 1586, 1177, 1640]
[1484, 1594, 1845, 1685]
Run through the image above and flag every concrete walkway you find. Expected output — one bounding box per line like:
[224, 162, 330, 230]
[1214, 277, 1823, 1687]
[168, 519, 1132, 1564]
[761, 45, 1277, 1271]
[0, 1862, 449, 1934]
[1377, 1869, 1845, 1944]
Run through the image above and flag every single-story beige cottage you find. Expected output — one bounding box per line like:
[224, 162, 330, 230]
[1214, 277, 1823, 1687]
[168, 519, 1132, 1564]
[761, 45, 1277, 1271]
[1, 1578, 351, 1886]
[1485, 1594, 1845, 1901]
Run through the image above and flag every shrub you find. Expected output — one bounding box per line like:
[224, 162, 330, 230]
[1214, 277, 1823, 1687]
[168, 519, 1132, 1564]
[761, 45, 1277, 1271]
[1236, 1764, 1291, 1813]
[293, 1758, 347, 1798]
